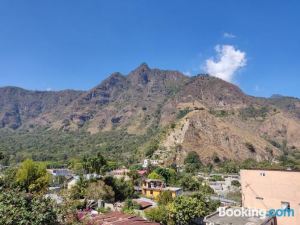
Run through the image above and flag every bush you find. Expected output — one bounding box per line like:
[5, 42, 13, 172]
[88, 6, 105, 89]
[176, 108, 192, 119]
[148, 171, 164, 180]
[231, 180, 241, 187]
[97, 206, 111, 213]
[122, 199, 140, 214]
[245, 142, 256, 153]
[145, 206, 169, 225]
[145, 139, 159, 157]
[209, 109, 230, 117]
[209, 175, 224, 182]
[184, 151, 202, 173]
[157, 190, 173, 205]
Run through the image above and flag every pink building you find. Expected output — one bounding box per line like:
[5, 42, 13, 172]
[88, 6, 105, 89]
[241, 169, 300, 225]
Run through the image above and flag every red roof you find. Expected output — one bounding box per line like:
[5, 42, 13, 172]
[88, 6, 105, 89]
[133, 200, 153, 209]
[137, 170, 148, 176]
[79, 211, 159, 225]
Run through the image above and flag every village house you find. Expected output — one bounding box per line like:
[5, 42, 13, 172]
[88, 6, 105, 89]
[109, 168, 131, 181]
[47, 168, 73, 177]
[141, 179, 183, 198]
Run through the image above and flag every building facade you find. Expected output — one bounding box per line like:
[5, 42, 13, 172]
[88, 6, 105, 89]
[241, 169, 300, 225]
[141, 179, 182, 198]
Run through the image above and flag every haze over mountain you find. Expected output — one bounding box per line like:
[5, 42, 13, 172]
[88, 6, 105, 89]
[1, 64, 300, 164]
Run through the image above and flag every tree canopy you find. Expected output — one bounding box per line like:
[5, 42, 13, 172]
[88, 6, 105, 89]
[15, 159, 51, 193]
[0, 189, 59, 225]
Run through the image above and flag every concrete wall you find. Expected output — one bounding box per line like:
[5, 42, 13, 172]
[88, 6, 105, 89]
[241, 169, 300, 225]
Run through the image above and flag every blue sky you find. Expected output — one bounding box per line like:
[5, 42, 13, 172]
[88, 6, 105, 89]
[0, 0, 299, 98]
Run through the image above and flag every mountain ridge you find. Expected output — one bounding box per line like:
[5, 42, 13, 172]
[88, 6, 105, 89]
[1, 63, 300, 164]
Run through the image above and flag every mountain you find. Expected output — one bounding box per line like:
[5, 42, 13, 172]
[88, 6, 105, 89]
[1, 63, 300, 164]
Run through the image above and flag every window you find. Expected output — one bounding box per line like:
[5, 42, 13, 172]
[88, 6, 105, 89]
[256, 197, 264, 200]
[259, 172, 266, 176]
[150, 190, 153, 195]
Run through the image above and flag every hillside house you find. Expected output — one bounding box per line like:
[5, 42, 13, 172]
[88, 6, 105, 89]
[141, 179, 182, 198]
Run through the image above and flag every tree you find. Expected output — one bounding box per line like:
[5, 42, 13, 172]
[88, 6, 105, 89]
[154, 167, 177, 185]
[199, 183, 215, 195]
[219, 160, 239, 173]
[82, 153, 107, 174]
[184, 151, 201, 165]
[145, 206, 169, 225]
[0, 189, 59, 225]
[86, 180, 115, 202]
[167, 196, 207, 225]
[179, 175, 202, 191]
[148, 171, 164, 180]
[90, 153, 107, 174]
[128, 170, 140, 186]
[104, 177, 135, 202]
[15, 159, 51, 193]
[167, 193, 219, 225]
[70, 175, 89, 199]
[184, 151, 202, 173]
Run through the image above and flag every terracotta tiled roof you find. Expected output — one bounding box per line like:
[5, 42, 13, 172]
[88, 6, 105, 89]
[133, 200, 153, 209]
[80, 211, 160, 225]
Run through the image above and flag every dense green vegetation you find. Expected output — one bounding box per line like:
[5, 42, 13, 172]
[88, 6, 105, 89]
[0, 190, 60, 225]
[184, 151, 203, 173]
[15, 159, 51, 193]
[0, 127, 158, 165]
[145, 192, 219, 225]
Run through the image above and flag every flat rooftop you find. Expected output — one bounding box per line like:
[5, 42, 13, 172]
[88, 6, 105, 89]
[204, 209, 272, 225]
[241, 168, 300, 172]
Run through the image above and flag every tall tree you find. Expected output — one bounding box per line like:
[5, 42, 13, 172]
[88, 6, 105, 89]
[85, 180, 115, 202]
[15, 159, 51, 193]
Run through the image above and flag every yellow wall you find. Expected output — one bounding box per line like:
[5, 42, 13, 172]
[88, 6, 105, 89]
[143, 189, 177, 198]
[171, 191, 176, 198]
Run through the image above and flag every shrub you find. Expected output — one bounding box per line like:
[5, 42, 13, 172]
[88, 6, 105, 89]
[176, 108, 192, 119]
[231, 180, 241, 187]
[145, 206, 169, 225]
[245, 142, 256, 153]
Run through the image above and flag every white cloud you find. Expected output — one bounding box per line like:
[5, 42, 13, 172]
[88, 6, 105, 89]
[46, 88, 52, 91]
[204, 45, 246, 82]
[183, 71, 192, 76]
[223, 32, 236, 38]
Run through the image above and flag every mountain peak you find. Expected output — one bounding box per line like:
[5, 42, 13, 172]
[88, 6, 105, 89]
[128, 63, 151, 86]
[132, 63, 150, 73]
